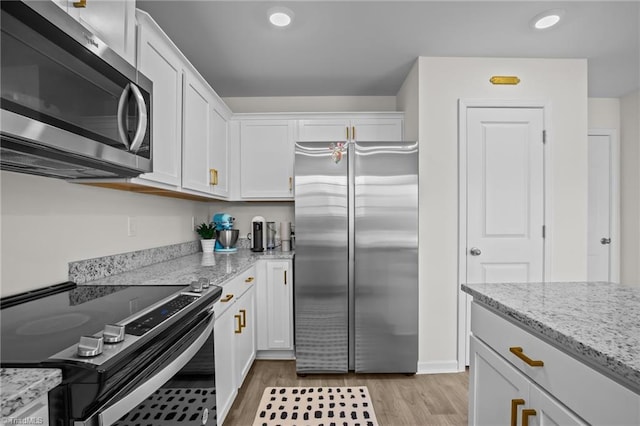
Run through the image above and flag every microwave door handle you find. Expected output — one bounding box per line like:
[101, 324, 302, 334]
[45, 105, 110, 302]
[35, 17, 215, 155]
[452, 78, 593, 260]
[128, 83, 148, 153]
[93, 315, 214, 426]
[116, 83, 131, 150]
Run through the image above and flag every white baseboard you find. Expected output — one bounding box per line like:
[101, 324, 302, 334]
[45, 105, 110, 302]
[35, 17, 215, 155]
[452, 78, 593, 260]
[256, 350, 295, 360]
[416, 360, 462, 374]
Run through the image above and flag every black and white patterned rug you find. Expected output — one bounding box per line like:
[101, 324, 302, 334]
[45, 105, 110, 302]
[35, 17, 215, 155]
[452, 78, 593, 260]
[252, 386, 379, 426]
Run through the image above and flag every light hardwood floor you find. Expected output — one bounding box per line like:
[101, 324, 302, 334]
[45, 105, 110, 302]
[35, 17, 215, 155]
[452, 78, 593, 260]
[223, 360, 469, 426]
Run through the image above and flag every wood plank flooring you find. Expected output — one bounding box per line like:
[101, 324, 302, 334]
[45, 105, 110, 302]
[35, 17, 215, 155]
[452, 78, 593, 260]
[223, 360, 469, 426]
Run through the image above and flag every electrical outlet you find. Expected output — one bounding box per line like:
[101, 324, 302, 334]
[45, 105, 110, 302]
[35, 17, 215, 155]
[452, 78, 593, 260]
[127, 216, 137, 237]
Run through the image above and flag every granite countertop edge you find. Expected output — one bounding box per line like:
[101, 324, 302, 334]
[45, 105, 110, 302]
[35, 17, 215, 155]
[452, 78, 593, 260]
[462, 282, 640, 394]
[76, 248, 294, 287]
[1, 368, 62, 417]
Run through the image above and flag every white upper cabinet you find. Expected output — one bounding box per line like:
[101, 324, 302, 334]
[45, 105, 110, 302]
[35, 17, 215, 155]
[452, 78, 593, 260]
[182, 71, 229, 198]
[210, 103, 230, 198]
[297, 114, 404, 142]
[135, 12, 182, 187]
[238, 119, 295, 200]
[57, 0, 136, 65]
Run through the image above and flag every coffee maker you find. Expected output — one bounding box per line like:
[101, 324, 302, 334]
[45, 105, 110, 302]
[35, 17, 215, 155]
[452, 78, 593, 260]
[249, 216, 266, 252]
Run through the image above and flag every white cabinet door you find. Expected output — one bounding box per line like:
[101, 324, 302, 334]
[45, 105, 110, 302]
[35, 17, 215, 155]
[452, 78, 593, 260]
[469, 335, 530, 426]
[528, 385, 587, 426]
[297, 119, 350, 142]
[240, 120, 294, 199]
[235, 284, 256, 387]
[214, 300, 237, 426]
[258, 260, 293, 350]
[210, 101, 230, 198]
[350, 118, 403, 141]
[63, 0, 136, 65]
[182, 72, 214, 194]
[297, 117, 403, 142]
[136, 16, 182, 186]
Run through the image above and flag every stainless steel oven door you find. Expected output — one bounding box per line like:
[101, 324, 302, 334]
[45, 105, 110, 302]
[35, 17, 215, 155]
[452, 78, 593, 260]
[75, 311, 216, 426]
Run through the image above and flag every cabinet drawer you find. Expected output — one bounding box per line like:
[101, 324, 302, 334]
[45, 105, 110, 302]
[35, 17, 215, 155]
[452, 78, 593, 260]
[213, 266, 256, 318]
[471, 302, 640, 425]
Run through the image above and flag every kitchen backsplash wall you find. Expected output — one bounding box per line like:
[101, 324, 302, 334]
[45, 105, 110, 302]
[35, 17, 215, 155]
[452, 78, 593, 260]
[0, 171, 209, 297]
[208, 201, 294, 239]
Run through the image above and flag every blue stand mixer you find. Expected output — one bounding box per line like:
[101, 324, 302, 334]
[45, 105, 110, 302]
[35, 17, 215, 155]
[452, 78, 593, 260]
[213, 213, 239, 253]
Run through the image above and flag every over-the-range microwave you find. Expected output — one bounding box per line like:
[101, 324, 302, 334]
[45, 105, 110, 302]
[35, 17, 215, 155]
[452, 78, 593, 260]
[0, 0, 153, 179]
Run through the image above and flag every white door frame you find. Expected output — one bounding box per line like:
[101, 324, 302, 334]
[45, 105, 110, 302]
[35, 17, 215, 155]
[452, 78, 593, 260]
[457, 99, 552, 371]
[588, 128, 620, 283]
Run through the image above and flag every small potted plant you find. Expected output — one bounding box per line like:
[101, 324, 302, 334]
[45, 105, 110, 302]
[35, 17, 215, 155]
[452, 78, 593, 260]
[196, 222, 216, 253]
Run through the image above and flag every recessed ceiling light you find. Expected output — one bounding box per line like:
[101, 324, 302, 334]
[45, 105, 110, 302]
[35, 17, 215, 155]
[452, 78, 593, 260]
[531, 9, 565, 30]
[269, 7, 294, 28]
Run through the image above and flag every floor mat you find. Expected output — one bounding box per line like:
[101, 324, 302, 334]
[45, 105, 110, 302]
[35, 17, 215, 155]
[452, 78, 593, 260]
[252, 386, 378, 426]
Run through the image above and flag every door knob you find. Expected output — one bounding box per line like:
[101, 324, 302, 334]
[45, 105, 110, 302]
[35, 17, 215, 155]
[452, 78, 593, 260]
[600, 237, 611, 245]
[469, 247, 482, 256]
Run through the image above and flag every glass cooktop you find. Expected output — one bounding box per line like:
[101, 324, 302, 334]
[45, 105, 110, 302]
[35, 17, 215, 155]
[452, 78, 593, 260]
[0, 283, 185, 365]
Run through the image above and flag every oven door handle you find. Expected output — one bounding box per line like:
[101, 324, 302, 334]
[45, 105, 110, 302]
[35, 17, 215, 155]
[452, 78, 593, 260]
[92, 314, 214, 426]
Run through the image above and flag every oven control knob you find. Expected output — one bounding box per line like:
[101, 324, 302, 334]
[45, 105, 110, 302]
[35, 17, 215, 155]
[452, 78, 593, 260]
[198, 277, 210, 289]
[190, 280, 203, 293]
[103, 324, 125, 344]
[77, 336, 104, 357]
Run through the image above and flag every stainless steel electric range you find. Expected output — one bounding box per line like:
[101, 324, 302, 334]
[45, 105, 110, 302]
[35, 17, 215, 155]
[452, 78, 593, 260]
[1, 280, 222, 426]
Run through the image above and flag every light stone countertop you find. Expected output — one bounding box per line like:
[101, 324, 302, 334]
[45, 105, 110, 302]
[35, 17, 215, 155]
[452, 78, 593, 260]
[462, 281, 640, 394]
[0, 368, 62, 417]
[77, 248, 293, 287]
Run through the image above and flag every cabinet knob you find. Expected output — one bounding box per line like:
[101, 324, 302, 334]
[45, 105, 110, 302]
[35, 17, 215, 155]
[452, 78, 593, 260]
[245, 276, 255, 283]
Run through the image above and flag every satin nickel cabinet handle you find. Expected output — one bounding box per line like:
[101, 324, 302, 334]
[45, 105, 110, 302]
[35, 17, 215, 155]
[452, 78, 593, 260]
[521, 409, 537, 426]
[73, 0, 87, 7]
[511, 399, 525, 426]
[234, 314, 242, 334]
[509, 347, 544, 367]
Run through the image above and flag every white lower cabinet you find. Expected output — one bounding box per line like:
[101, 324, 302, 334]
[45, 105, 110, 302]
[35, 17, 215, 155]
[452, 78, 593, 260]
[469, 302, 640, 426]
[256, 260, 294, 358]
[214, 267, 257, 425]
[469, 335, 585, 426]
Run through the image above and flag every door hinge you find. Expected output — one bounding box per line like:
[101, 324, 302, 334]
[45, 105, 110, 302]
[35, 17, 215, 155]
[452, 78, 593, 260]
[542, 225, 546, 238]
[542, 130, 547, 144]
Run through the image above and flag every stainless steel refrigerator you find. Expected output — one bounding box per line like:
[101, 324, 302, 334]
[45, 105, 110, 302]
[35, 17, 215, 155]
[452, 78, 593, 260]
[294, 140, 418, 374]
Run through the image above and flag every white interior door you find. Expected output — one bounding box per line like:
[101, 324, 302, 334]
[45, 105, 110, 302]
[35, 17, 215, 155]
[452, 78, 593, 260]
[587, 134, 612, 281]
[466, 107, 545, 284]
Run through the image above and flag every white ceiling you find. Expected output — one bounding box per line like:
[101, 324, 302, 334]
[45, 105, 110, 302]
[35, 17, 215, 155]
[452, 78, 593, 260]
[136, 1, 640, 98]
